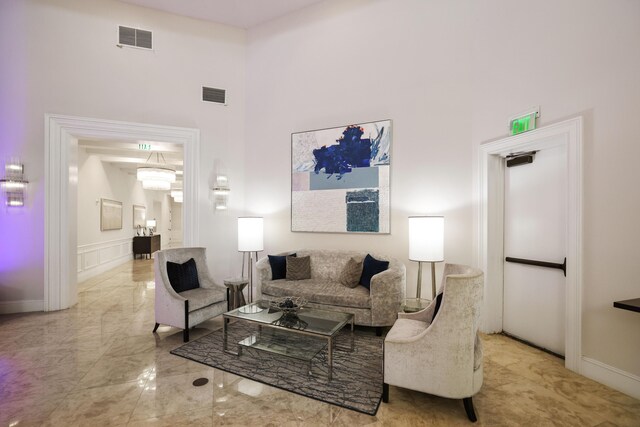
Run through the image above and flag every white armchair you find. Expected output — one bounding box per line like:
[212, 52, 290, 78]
[153, 247, 228, 342]
[383, 263, 484, 422]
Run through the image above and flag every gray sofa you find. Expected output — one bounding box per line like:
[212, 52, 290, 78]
[256, 249, 406, 331]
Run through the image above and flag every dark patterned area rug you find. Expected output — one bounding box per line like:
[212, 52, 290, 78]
[170, 322, 384, 415]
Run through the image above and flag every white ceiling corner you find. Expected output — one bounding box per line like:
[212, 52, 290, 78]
[116, 0, 325, 28]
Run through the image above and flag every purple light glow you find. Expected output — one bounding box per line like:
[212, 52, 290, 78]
[0, 0, 45, 302]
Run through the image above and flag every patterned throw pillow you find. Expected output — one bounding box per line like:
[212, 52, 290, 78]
[338, 257, 364, 288]
[286, 255, 311, 280]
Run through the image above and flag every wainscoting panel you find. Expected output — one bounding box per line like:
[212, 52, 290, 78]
[77, 237, 133, 282]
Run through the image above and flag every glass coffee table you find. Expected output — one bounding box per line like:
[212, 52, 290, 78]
[222, 301, 354, 381]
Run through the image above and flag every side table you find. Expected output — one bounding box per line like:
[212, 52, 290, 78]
[403, 298, 431, 313]
[223, 278, 248, 311]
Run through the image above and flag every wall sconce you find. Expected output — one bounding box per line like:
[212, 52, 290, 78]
[0, 160, 28, 207]
[212, 175, 230, 210]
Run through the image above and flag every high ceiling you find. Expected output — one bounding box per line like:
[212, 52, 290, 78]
[117, 0, 325, 28]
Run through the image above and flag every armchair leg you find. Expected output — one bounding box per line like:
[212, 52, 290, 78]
[183, 300, 190, 342]
[463, 397, 477, 423]
[152, 323, 160, 333]
[382, 383, 389, 403]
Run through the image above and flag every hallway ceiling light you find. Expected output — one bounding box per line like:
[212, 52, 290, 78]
[137, 152, 176, 191]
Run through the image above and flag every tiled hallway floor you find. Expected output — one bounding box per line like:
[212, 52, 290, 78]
[1, 259, 639, 426]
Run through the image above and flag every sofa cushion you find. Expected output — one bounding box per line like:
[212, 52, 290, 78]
[268, 253, 296, 280]
[359, 254, 389, 289]
[167, 258, 200, 293]
[286, 255, 311, 280]
[180, 287, 227, 311]
[262, 279, 371, 309]
[339, 257, 363, 288]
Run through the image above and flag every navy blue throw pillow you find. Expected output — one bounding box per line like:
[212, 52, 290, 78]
[166, 258, 200, 293]
[268, 253, 296, 280]
[359, 254, 389, 290]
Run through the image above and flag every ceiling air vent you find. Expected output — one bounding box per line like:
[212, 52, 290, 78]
[118, 26, 152, 49]
[202, 87, 226, 105]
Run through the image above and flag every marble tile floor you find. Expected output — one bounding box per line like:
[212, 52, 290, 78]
[1, 259, 639, 426]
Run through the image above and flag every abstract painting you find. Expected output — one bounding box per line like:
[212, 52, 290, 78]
[291, 120, 391, 233]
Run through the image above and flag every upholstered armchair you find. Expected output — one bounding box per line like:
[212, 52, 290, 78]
[153, 247, 228, 342]
[383, 264, 484, 422]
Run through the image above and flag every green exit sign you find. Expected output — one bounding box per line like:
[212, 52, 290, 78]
[509, 108, 539, 135]
[138, 143, 152, 151]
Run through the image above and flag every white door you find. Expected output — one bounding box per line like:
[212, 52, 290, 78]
[170, 200, 183, 247]
[503, 143, 567, 356]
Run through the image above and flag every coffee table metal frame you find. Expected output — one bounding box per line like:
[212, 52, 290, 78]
[222, 301, 354, 381]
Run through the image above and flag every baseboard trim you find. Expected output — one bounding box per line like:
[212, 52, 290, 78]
[581, 356, 640, 399]
[0, 299, 44, 314]
[77, 254, 132, 283]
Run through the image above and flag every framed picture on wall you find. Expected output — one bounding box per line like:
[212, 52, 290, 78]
[100, 198, 123, 231]
[291, 119, 391, 233]
[133, 204, 146, 229]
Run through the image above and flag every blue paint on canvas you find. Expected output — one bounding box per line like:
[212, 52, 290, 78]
[346, 189, 379, 232]
[370, 125, 389, 165]
[309, 167, 379, 191]
[312, 125, 372, 177]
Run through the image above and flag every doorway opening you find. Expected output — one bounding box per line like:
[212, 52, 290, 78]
[75, 138, 185, 284]
[475, 116, 583, 372]
[45, 114, 200, 312]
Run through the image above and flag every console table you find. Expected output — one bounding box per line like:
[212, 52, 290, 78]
[613, 298, 640, 313]
[133, 235, 161, 259]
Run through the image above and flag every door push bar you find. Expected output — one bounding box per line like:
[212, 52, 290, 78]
[505, 257, 566, 277]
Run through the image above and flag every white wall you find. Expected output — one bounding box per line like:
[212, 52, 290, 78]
[469, 0, 640, 381]
[244, 0, 640, 389]
[0, 0, 246, 306]
[76, 147, 172, 281]
[245, 0, 473, 296]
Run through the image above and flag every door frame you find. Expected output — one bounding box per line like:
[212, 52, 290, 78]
[474, 116, 583, 372]
[44, 114, 200, 312]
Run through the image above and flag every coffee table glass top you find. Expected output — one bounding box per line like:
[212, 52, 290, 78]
[224, 301, 353, 337]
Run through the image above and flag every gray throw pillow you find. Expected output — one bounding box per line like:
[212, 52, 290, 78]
[286, 255, 311, 280]
[339, 257, 363, 288]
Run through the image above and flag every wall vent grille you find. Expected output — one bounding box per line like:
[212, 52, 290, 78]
[118, 26, 152, 49]
[202, 87, 226, 105]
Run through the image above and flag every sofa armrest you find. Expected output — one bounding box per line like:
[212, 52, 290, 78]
[398, 298, 437, 322]
[256, 257, 271, 299]
[369, 261, 406, 326]
[154, 258, 187, 329]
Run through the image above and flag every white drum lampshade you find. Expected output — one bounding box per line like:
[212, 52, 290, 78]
[237, 217, 264, 252]
[409, 216, 444, 262]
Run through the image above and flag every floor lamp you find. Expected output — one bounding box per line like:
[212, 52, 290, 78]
[238, 217, 263, 313]
[409, 216, 444, 301]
